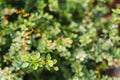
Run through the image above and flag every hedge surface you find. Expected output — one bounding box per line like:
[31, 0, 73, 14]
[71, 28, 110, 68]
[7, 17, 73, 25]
[0, 0, 120, 80]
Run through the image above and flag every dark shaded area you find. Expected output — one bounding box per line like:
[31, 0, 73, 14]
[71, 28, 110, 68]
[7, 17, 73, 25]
[7, 13, 18, 22]
[105, 0, 120, 17]
[6, 0, 25, 9]
[0, 35, 12, 56]
[102, 66, 120, 77]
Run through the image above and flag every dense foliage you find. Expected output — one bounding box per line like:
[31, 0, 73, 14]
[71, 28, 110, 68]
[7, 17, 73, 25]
[0, 0, 120, 80]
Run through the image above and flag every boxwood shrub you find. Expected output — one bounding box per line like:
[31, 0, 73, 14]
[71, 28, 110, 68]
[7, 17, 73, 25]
[0, 0, 120, 80]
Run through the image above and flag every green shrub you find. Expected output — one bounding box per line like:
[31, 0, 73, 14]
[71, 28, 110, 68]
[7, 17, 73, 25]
[0, 0, 120, 80]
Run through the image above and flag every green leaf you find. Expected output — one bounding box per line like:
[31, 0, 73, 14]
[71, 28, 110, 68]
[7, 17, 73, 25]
[47, 60, 54, 67]
[22, 62, 29, 68]
[36, 52, 40, 59]
[37, 39, 46, 53]
[45, 65, 51, 71]
[46, 54, 51, 60]
[31, 53, 40, 60]
[53, 59, 57, 64]
[39, 59, 45, 67]
[32, 63, 39, 70]
[21, 55, 29, 62]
